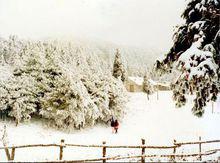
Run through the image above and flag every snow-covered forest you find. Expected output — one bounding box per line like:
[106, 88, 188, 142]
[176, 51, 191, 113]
[0, 36, 128, 129]
[0, 0, 219, 162]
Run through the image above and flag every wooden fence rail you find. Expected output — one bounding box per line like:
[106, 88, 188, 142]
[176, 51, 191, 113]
[0, 137, 219, 162]
[0, 143, 179, 149]
[48, 150, 218, 163]
[174, 137, 220, 161]
[65, 144, 179, 149]
[0, 144, 59, 149]
[175, 139, 220, 145]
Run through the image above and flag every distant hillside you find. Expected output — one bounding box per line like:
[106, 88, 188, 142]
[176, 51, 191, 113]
[96, 43, 163, 76]
[48, 37, 163, 76]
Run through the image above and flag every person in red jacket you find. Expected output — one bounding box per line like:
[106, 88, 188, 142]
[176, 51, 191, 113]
[110, 117, 115, 133]
[113, 120, 119, 134]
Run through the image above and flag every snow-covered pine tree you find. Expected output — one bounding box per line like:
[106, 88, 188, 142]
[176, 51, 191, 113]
[29, 44, 99, 129]
[80, 73, 127, 123]
[155, 0, 220, 117]
[107, 77, 127, 120]
[113, 49, 127, 82]
[0, 42, 41, 125]
[143, 74, 153, 100]
[39, 70, 86, 129]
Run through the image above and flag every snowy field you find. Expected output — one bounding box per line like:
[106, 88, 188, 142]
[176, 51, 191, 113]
[0, 91, 220, 162]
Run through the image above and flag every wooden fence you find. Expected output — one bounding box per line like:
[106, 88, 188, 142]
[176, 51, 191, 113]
[0, 137, 219, 162]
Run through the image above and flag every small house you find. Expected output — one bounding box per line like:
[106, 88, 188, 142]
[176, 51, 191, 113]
[125, 76, 170, 92]
[125, 77, 144, 92]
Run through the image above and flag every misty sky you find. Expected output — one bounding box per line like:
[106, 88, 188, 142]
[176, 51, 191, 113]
[0, 0, 186, 51]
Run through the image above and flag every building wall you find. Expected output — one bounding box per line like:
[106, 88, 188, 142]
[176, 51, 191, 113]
[125, 80, 143, 92]
[125, 78, 170, 92]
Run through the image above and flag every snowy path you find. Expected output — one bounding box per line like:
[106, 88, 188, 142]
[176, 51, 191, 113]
[0, 91, 219, 161]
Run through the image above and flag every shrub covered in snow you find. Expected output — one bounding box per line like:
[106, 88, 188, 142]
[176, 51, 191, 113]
[0, 36, 127, 129]
[155, 0, 220, 116]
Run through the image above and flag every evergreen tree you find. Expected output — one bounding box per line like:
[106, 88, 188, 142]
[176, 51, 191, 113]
[143, 74, 153, 100]
[113, 49, 127, 82]
[0, 76, 38, 125]
[0, 43, 41, 125]
[156, 0, 220, 117]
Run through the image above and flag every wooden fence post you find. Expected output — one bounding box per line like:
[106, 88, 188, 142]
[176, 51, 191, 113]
[172, 139, 177, 161]
[10, 147, 15, 160]
[4, 147, 11, 161]
[199, 136, 202, 161]
[102, 141, 106, 163]
[141, 139, 146, 163]
[59, 139, 65, 160]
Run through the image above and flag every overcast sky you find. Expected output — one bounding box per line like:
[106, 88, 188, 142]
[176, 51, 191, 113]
[0, 0, 186, 51]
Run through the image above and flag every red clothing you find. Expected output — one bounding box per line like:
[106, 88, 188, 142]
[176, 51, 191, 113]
[114, 121, 119, 129]
[186, 73, 189, 80]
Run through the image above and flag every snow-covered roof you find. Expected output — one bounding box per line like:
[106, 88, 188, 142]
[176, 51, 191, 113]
[148, 79, 157, 85]
[128, 76, 143, 85]
[128, 76, 158, 86]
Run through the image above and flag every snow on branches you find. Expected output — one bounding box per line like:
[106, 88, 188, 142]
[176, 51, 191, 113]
[143, 74, 154, 100]
[173, 34, 218, 116]
[156, 0, 220, 117]
[0, 36, 127, 129]
[113, 49, 127, 82]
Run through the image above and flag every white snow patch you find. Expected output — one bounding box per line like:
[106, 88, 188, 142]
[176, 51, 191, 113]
[0, 91, 219, 162]
[0, 65, 13, 83]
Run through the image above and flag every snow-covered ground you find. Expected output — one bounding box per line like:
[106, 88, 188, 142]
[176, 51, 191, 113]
[0, 91, 220, 162]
